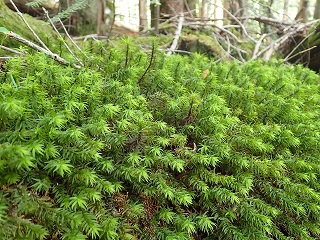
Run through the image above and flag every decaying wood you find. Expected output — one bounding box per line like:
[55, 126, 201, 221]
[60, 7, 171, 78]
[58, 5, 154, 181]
[255, 20, 319, 60]
[148, 8, 316, 63]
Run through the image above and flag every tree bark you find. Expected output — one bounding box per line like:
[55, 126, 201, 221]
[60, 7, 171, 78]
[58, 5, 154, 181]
[200, 0, 208, 19]
[97, 0, 104, 35]
[295, 0, 309, 22]
[238, 0, 246, 18]
[226, 0, 246, 18]
[223, 0, 229, 20]
[139, 0, 148, 31]
[150, 2, 160, 34]
[185, 0, 198, 17]
[283, 0, 289, 20]
[160, 0, 184, 16]
[314, 0, 320, 19]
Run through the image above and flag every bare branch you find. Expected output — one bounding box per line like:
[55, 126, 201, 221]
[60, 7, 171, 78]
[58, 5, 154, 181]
[283, 30, 316, 61]
[9, 0, 51, 52]
[252, 33, 268, 59]
[0, 56, 14, 60]
[167, 14, 184, 56]
[285, 46, 317, 62]
[212, 3, 258, 44]
[0, 45, 24, 55]
[183, 0, 194, 18]
[42, 7, 83, 66]
[254, 21, 317, 60]
[58, 19, 85, 55]
[7, 31, 77, 67]
[72, 34, 110, 41]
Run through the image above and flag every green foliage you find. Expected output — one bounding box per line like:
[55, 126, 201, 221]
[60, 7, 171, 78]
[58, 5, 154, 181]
[50, 0, 89, 23]
[0, 39, 320, 239]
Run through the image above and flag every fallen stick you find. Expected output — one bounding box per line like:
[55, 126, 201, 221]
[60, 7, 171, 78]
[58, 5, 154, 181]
[43, 7, 83, 66]
[0, 45, 24, 55]
[7, 31, 76, 67]
[9, 0, 50, 51]
[167, 13, 184, 56]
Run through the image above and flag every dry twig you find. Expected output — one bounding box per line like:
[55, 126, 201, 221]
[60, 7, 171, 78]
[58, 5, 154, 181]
[213, 3, 258, 44]
[0, 45, 24, 55]
[58, 19, 86, 56]
[9, 0, 50, 51]
[283, 30, 316, 61]
[167, 14, 184, 56]
[43, 7, 83, 66]
[6, 31, 74, 67]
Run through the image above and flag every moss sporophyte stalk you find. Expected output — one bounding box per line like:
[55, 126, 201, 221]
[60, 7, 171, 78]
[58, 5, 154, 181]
[0, 42, 320, 239]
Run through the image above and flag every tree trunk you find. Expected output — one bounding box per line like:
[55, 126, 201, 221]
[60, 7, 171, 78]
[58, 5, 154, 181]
[139, 0, 148, 31]
[185, 0, 198, 17]
[314, 0, 320, 19]
[200, 0, 208, 19]
[238, 0, 246, 18]
[160, 0, 184, 16]
[283, 0, 289, 20]
[213, 0, 223, 27]
[97, 0, 104, 35]
[150, 2, 160, 34]
[227, 0, 246, 18]
[223, 0, 229, 20]
[295, 0, 309, 22]
[225, 0, 246, 25]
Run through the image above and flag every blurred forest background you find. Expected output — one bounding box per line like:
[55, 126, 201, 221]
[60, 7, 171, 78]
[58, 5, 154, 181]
[1, 0, 320, 69]
[0, 0, 320, 70]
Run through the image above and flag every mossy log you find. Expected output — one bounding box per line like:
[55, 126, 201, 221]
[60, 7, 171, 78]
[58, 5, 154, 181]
[0, 0, 59, 51]
[178, 34, 227, 59]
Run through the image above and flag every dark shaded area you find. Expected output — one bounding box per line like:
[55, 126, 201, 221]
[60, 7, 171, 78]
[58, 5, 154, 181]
[285, 23, 320, 72]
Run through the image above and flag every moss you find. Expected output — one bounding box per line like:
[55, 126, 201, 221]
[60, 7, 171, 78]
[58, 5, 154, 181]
[179, 34, 226, 59]
[0, 0, 60, 52]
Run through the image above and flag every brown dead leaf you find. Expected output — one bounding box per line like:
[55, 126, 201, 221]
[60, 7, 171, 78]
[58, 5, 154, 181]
[202, 68, 209, 79]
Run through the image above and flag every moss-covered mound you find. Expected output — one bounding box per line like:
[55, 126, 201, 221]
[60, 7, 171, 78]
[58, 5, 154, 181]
[0, 41, 320, 240]
[0, 0, 59, 52]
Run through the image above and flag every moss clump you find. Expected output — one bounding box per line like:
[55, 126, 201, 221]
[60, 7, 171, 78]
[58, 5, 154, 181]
[0, 41, 320, 239]
[179, 34, 226, 59]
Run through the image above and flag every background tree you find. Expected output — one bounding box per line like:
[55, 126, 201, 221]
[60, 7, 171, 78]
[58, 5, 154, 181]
[200, 0, 208, 19]
[296, 0, 309, 22]
[314, 0, 320, 18]
[160, 0, 184, 16]
[139, 0, 148, 31]
[185, 0, 198, 17]
[283, 0, 289, 20]
[150, 0, 160, 34]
